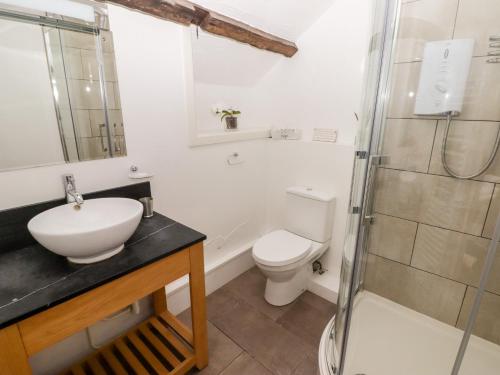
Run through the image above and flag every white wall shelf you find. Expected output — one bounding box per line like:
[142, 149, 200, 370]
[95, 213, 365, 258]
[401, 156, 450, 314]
[190, 128, 270, 146]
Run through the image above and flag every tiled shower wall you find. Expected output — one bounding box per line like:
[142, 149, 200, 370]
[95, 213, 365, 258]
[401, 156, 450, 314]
[49, 28, 126, 161]
[364, 0, 500, 345]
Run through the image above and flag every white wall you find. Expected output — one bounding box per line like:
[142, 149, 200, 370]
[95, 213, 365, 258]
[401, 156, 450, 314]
[254, 0, 373, 145]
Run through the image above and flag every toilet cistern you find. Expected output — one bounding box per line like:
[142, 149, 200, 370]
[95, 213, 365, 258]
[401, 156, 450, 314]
[252, 186, 335, 306]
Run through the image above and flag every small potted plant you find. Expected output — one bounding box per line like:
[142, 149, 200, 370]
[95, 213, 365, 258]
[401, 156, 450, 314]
[217, 108, 241, 131]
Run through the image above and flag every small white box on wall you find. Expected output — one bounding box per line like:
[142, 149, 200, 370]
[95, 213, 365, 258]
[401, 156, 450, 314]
[313, 128, 338, 143]
[271, 128, 302, 140]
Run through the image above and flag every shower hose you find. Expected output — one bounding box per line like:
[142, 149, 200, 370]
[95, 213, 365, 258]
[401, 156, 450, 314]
[441, 112, 500, 179]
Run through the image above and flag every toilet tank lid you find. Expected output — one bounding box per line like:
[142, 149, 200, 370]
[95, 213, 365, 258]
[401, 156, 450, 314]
[286, 186, 335, 202]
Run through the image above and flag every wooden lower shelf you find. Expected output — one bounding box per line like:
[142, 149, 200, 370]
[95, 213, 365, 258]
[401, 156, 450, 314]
[62, 312, 195, 375]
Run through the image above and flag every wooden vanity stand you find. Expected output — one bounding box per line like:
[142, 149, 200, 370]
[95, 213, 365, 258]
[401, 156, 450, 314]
[0, 242, 208, 375]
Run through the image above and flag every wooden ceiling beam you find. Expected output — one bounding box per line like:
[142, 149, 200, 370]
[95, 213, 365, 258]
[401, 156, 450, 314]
[104, 0, 298, 57]
[195, 7, 298, 58]
[105, 0, 194, 25]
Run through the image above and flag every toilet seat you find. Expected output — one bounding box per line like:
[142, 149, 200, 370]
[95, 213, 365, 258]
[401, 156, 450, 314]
[253, 230, 312, 267]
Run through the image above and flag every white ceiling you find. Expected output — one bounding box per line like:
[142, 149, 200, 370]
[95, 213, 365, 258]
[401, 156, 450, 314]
[191, 0, 334, 41]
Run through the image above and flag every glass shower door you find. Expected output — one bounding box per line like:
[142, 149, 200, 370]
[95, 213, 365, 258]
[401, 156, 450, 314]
[329, 0, 397, 372]
[331, 0, 500, 374]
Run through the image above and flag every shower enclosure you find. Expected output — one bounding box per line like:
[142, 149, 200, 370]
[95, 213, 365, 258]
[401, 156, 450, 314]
[322, 0, 500, 374]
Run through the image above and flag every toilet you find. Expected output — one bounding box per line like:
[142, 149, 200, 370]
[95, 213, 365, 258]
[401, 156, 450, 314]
[252, 186, 335, 306]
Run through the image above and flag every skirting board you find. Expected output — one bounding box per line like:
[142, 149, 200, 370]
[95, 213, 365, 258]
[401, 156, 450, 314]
[308, 272, 339, 304]
[165, 242, 256, 314]
[164, 240, 340, 314]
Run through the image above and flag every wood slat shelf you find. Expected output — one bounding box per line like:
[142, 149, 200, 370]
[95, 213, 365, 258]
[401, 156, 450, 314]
[62, 312, 195, 375]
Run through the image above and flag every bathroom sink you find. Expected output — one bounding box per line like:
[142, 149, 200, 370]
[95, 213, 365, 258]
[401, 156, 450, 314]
[28, 198, 143, 264]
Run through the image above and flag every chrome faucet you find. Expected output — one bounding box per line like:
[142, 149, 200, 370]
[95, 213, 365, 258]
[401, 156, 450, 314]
[63, 174, 84, 206]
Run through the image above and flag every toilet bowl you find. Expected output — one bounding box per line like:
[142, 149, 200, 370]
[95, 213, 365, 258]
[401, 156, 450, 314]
[252, 186, 335, 306]
[253, 230, 329, 306]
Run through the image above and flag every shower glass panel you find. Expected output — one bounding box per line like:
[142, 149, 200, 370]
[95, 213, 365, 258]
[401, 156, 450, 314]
[43, 27, 126, 161]
[454, 212, 500, 375]
[328, 0, 395, 372]
[331, 0, 500, 374]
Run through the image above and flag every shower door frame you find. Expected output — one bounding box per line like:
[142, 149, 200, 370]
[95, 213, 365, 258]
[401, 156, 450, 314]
[334, 0, 401, 373]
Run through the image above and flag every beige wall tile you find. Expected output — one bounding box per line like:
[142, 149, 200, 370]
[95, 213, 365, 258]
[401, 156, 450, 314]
[454, 0, 500, 57]
[79, 137, 109, 161]
[101, 31, 115, 53]
[374, 168, 493, 235]
[394, 0, 458, 63]
[103, 53, 117, 82]
[374, 169, 421, 221]
[48, 45, 83, 80]
[112, 135, 127, 157]
[67, 79, 102, 110]
[58, 109, 76, 138]
[113, 82, 121, 110]
[459, 57, 500, 122]
[412, 224, 500, 294]
[62, 47, 83, 80]
[387, 62, 422, 118]
[61, 30, 95, 50]
[368, 214, 417, 264]
[67, 80, 115, 110]
[381, 119, 436, 172]
[69, 110, 91, 138]
[89, 110, 106, 137]
[109, 110, 124, 136]
[428, 120, 500, 182]
[457, 288, 500, 345]
[80, 49, 99, 81]
[80, 50, 117, 82]
[105, 82, 117, 110]
[64, 137, 79, 162]
[483, 184, 500, 238]
[88, 110, 124, 138]
[365, 254, 466, 325]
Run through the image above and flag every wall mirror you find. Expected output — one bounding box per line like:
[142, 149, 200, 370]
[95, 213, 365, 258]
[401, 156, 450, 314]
[0, 0, 126, 172]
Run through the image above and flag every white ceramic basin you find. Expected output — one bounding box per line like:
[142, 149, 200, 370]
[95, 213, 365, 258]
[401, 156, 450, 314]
[28, 198, 143, 264]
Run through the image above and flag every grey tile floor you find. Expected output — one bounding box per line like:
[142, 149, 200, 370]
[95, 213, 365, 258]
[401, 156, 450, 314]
[178, 267, 337, 375]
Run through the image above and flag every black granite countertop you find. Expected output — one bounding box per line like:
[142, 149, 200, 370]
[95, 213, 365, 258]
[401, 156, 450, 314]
[0, 183, 206, 329]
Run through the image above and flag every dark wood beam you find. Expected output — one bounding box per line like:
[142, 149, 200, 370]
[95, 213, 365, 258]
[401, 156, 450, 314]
[104, 0, 194, 25]
[104, 0, 298, 57]
[196, 8, 298, 58]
